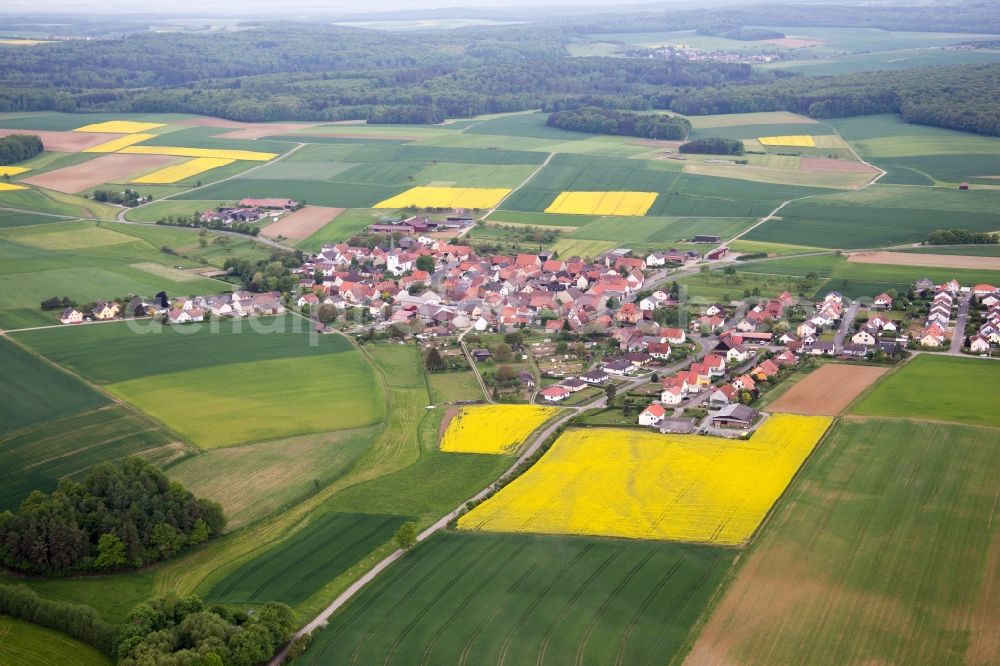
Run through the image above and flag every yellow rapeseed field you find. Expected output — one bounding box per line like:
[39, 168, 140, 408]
[458, 413, 832, 545]
[757, 135, 817, 147]
[544, 190, 658, 216]
[0, 166, 30, 177]
[120, 146, 277, 162]
[440, 405, 561, 455]
[83, 134, 156, 153]
[374, 186, 511, 210]
[73, 121, 166, 134]
[0, 182, 26, 191]
[132, 157, 235, 184]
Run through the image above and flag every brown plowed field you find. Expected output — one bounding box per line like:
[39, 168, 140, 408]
[0, 129, 123, 152]
[260, 205, 345, 240]
[21, 153, 177, 193]
[800, 157, 876, 173]
[848, 251, 1000, 271]
[767, 364, 888, 415]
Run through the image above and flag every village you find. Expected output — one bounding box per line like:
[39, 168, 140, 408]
[50, 208, 1000, 437]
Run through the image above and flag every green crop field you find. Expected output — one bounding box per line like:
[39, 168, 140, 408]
[0, 220, 231, 328]
[108, 353, 382, 449]
[897, 245, 1000, 257]
[564, 215, 756, 247]
[852, 355, 1000, 428]
[302, 531, 734, 666]
[428, 371, 484, 403]
[820, 261, 1000, 299]
[744, 199, 1000, 249]
[0, 187, 118, 220]
[0, 210, 63, 229]
[687, 121, 836, 141]
[14, 316, 344, 383]
[767, 47, 1000, 76]
[0, 337, 108, 433]
[0, 111, 192, 131]
[690, 417, 1000, 665]
[0, 615, 111, 666]
[365, 343, 425, 388]
[207, 512, 409, 606]
[296, 208, 381, 251]
[501, 153, 834, 218]
[0, 406, 187, 511]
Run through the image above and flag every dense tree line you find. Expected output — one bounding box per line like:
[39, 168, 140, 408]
[665, 65, 1000, 136]
[547, 107, 691, 139]
[117, 594, 295, 666]
[0, 133, 42, 165]
[695, 26, 785, 41]
[155, 214, 260, 237]
[0, 459, 224, 576]
[926, 228, 999, 245]
[0, 584, 119, 655]
[93, 188, 149, 207]
[680, 137, 745, 155]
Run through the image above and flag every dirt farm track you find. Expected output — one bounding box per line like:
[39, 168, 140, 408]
[767, 364, 889, 416]
[848, 251, 1000, 271]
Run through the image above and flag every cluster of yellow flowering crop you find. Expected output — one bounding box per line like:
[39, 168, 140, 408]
[458, 414, 832, 545]
[757, 135, 817, 147]
[375, 186, 511, 210]
[440, 405, 561, 455]
[544, 190, 658, 216]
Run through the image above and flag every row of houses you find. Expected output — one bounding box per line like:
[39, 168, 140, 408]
[968, 285, 1000, 352]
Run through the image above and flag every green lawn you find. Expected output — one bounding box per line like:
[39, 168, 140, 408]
[301, 531, 734, 665]
[0, 615, 111, 666]
[0, 337, 108, 433]
[690, 417, 1000, 665]
[296, 208, 383, 251]
[206, 512, 410, 606]
[0, 406, 188, 511]
[428, 371, 484, 403]
[852, 355, 1000, 428]
[365, 342, 425, 388]
[0, 210, 64, 229]
[108, 354, 383, 449]
[0, 187, 118, 220]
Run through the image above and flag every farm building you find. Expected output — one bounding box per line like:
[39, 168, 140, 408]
[693, 235, 722, 244]
[710, 404, 759, 429]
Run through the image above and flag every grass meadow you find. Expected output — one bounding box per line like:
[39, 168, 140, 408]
[167, 427, 377, 530]
[302, 531, 734, 666]
[852, 355, 1000, 428]
[689, 417, 1000, 665]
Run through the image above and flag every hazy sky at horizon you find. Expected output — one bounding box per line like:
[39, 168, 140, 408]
[2, 0, 712, 17]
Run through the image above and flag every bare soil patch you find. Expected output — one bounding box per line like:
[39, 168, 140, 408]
[768, 364, 888, 416]
[260, 205, 345, 240]
[848, 250, 1000, 271]
[439, 406, 460, 441]
[179, 117, 317, 138]
[0, 129, 123, 152]
[20, 153, 177, 193]
[800, 156, 876, 173]
[764, 37, 828, 48]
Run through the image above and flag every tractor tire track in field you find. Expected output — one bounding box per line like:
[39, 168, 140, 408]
[419, 540, 531, 666]
[574, 550, 657, 666]
[614, 557, 685, 666]
[309, 540, 442, 664]
[382, 538, 505, 665]
[347, 539, 472, 665]
[458, 559, 542, 666]
[288, 517, 401, 595]
[535, 547, 625, 666]
[211, 514, 368, 601]
[496, 544, 595, 666]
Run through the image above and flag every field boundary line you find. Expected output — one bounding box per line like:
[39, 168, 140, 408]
[482, 151, 555, 221]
